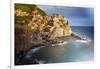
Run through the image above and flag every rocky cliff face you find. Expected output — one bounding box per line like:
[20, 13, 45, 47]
[48, 14, 72, 39]
[15, 4, 72, 52]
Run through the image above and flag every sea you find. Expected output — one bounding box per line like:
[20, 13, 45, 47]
[16, 26, 94, 65]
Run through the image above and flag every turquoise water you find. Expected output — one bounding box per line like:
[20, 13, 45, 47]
[27, 26, 94, 64]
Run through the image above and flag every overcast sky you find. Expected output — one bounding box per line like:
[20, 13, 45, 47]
[37, 5, 94, 26]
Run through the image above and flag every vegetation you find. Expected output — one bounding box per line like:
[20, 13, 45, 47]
[15, 3, 47, 15]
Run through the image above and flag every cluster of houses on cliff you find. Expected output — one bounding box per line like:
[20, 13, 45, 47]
[15, 8, 72, 40]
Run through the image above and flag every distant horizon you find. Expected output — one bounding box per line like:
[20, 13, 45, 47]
[69, 24, 94, 27]
[37, 5, 94, 26]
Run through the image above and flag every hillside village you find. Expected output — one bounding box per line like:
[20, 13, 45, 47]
[15, 4, 72, 52]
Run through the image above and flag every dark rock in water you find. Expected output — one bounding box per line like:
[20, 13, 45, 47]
[71, 33, 87, 40]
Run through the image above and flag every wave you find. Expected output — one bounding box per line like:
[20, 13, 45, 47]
[51, 41, 68, 46]
[25, 46, 44, 58]
[75, 39, 91, 43]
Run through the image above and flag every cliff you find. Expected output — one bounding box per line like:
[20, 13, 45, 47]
[15, 4, 72, 53]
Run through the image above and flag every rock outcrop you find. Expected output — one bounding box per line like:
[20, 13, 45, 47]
[15, 4, 72, 53]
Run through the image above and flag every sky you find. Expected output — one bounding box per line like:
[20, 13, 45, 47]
[37, 5, 94, 26]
